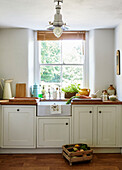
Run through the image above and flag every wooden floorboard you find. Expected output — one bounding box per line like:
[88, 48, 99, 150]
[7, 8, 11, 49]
[0, 153, 122, 170]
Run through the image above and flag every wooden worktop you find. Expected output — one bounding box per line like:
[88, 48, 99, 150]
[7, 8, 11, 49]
[0, 97, 68, 105]
[0, 98, 122, 105]
[71, 99, 122, 105]
[0, 98, 37, 105]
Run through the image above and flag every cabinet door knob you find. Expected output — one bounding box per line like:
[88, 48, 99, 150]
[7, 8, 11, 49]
[17, 109, 19, 111]
[89, 111, 92, 113]
[66, 123, 68, 125]
[99, 111, 101, 113]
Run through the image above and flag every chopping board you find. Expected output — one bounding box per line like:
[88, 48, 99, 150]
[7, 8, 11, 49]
[16, 83, 26, 97]
[72, 98, 102, 101]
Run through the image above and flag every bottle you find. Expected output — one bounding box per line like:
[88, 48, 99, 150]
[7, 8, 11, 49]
[59, 86, 61, 99]
[56, 87, 58, 99]
[107, 85, 116, 96]
[38, 85, 43, 98]
[102, 92, 108, 101]
[53, 88, 57, 99]
[42, 85, 46, 99]
[48, 85, 51, 99]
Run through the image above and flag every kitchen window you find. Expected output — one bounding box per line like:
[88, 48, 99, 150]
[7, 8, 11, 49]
[36, 31, 88, 89]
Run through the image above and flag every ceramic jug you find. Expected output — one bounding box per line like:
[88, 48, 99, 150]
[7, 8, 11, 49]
[0, 79, 13, 99]
[30, 84, 39, 97]
[107, 85, 116, 95]
[78, 88, 90, 96]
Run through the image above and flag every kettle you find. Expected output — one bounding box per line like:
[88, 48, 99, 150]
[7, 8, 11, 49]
[30, 84, 40, 97]
[0, 79, 13, 99]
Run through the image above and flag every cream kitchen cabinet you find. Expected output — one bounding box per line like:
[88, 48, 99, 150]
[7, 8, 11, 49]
[72, 105, 121, 147]
[1, 105, 36, 148]
[72, 106, 93, 146]
[37, 117, 71, 148]
[97, 106, 116, 146]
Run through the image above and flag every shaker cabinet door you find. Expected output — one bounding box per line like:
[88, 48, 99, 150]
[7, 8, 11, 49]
[97, 106, 116, 146]
[37, 117, 70, 148]
[2, 106, 36, 148]
[72, 106, 93, 146]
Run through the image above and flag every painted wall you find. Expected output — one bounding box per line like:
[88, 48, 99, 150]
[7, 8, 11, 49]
[89, 30, 95, 94]
[0, 28, 115, 98]
[0, 28, 34, 97]
[27, 29, 34, 96]
[115, 24, 122, 100]
[89, 29, 115, 97]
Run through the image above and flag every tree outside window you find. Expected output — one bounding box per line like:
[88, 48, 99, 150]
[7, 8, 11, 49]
[39, 40, 85, 88]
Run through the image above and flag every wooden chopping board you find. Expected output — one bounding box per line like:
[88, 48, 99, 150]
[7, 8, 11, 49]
[16, 83, 26, 97]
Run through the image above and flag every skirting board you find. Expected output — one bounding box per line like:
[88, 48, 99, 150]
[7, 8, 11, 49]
[0, 148, 121, 154]
[91, 147, 121, 153]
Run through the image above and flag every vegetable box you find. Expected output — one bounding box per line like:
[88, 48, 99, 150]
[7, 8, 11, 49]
[62, 143, 93, 166]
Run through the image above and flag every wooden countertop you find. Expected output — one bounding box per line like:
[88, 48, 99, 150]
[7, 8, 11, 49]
[71, 99, 122, 105]
[0, 98, 68, 105]
[0, 100, 9, 104]
[0, 98, 122, 105]
[0, 98, 37, 105]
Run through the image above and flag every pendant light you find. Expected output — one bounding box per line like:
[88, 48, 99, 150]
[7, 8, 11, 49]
[46, 0, 69, 38]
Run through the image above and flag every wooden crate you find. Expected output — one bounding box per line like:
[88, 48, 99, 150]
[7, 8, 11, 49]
[62, 143, 93, 166]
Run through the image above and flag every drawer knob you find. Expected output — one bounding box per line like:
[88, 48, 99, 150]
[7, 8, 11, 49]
[89, 111, 92, 113]
[66, 123, 68, 125]
[17, 109, 19, 111]
[99, 111, 101, 113]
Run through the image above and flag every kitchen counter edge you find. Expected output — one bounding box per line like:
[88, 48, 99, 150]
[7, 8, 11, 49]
[0, 100, 37, 105]
[71, 100, 122, 105]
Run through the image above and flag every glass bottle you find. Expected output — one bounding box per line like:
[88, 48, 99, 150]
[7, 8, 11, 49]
[42, 85, 46, 99]
[59, 86, 61, 99]
[53, 88, 57, 99]
[107, 85, 116, 95]
[48, 85, 51, 99]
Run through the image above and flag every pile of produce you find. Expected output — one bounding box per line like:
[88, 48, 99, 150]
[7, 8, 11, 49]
[62, 84, 91, 104]
[66, 95, 91, 104]
[65, 143, 90, 153]
[62, 143, 93, 165]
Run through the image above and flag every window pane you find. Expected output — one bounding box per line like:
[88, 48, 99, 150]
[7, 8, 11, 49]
[40, 66, 61, 83]
[62, 66, 83, 86]
[40, 41, 61, 64]
[62, 40, 84, 64]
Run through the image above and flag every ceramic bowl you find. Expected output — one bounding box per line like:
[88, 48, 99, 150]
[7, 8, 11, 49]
[109, 95, 117, 101]
[91, 94, 97, 98]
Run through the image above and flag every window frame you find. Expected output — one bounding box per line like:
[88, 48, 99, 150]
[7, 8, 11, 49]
[34, 31, 89, 88]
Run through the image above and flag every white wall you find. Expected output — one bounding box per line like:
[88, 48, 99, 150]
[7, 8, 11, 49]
[89, 30, 95, 94]
[115, 24, 122, 100]
[28, 29, 34, 96]
[0, 28, 34, 97]
[89, 29, 115, 97]
[0, 28, 115, 98]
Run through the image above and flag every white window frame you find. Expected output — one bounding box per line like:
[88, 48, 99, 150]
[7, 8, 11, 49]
[34, 31, 89, 88]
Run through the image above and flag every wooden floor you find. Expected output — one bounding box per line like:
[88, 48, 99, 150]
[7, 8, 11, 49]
[0, 153, 122, 170]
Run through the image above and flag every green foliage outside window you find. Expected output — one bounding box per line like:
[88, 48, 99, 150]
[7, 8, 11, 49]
[40, 40, 84, 86]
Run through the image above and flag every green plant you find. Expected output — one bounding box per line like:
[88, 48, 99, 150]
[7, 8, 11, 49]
[62, 84, 80, 93]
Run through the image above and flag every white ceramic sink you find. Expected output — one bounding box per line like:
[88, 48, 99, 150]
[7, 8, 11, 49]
[37, 101, 71, 116]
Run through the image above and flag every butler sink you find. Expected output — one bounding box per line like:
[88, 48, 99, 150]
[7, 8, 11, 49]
[37, 101, 71, 116]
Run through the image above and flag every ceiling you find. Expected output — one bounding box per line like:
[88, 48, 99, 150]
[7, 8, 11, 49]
[0, 0, 122, 30]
